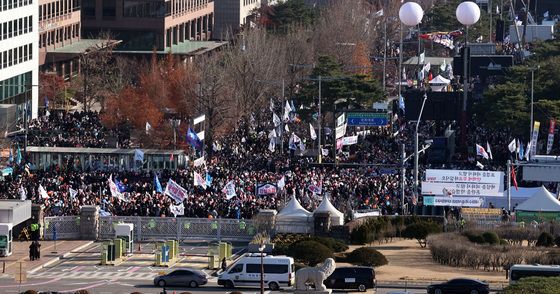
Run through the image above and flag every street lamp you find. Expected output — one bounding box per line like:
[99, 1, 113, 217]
[456, 1, 480, 147]
[398, 2, 424, 100]
[529, 66, 540, 143]
[259, 243, 265, 294]
[413, 92, 428, 202]
[170, 118, 181, 150]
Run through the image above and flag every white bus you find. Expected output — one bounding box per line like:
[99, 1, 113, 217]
[218, 253, 295, 290]
[509, 264, 560, 284]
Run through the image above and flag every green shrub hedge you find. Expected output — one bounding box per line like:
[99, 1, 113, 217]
[504, 277, 560, 294]
[402, 222, 442, 247]
[286, 240, 334, 265]
[537, 232, 554, 247]
[346, 247, 388, 267]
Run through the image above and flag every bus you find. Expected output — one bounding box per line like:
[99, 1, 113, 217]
[509, 264, 560, 284]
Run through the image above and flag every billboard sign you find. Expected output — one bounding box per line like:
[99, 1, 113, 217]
[422, 169, 503, 197]
[424, 196, 484, 207]
[346, 112, 388, 126]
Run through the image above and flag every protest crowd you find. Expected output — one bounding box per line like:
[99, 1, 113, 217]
[2, 99, 538, 221]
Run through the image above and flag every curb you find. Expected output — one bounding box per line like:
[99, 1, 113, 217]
[27, 241, 94, 274]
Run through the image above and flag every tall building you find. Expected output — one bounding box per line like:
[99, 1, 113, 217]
[0, 0, 39, 119]
[81, 0, 214, 51]
[38, 0, 82, 78]
[213, 0, 260, 40]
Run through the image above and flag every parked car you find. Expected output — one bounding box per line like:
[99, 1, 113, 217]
[324, 266, 376, 292]
[427, 278, 489, 294]
[217, 253, 295, 290]
[153, 268, 208, 287]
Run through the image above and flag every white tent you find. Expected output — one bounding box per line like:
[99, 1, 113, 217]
[516, 186, 560, 212]
[314, 195, 344, 226]
[277, 196, 312, 222]
[429, 75, 451, 92]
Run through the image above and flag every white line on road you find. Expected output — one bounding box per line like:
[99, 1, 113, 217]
[65, 281, 93, 286]
[118, 266, 133, 272]
[62, 266, 78, 272]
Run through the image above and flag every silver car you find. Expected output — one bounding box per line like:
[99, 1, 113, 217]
[153, 268, 208, 288]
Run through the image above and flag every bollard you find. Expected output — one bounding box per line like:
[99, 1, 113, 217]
[2, 261, 5, 273]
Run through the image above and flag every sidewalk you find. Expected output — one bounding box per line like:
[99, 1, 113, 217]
[0, 240, 93, 276]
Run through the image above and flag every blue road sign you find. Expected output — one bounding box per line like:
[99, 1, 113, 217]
[346, 112, 389, 126]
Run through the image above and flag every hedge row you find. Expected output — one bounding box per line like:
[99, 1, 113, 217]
[428, 233, 560, 271]
[350, 216, 443, 245]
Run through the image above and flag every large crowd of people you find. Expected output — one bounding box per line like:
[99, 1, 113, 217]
[1, 100, 555, 220]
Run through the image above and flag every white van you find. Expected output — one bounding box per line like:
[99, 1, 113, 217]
[218, 253, 295, 290]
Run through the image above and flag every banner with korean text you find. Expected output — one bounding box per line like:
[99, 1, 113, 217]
[424, 196, 484, 207]
[422, 169, 504, 197]
[164, 179, 188, 204]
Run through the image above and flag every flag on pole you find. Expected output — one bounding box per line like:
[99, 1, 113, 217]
[508, 139, 517, 153]
[170, 203, 185, 217]
[39, 184, 49, 199]
[8, 148, 13, 163]
[273, 112, 281, 127]
[284, 124, 289, 133]
[154, 174, 163, 193]
[222, 180, 237, 199]
[134, 149, 144, 162]
[164, 179, 188, 203]
[419, 51, 425, 64]
[511, 167, 519, 191]
[16, 147, 21, 165]
[309, 123, 317, 140]
[476, 144, 489, 159]
[206, 173, 213, 187]
[476, 161, 484, 169]
[269, 129, 277, 139]
[186, 128, 203, 150]
[145, 122, 152, 134]
[547, 119, 556, 154]
[19, 186, 26, 200]
[524, 141, 532, 161]
[422, 62, 431, 73]
[277, 176, 285, 190]
[283, 101, 291, 122]
[440, 59, 447, 72]
[69, 188, 78, 200]
[269, 98, 274, 111]
[321, 148, 329, 156]
[518, 141, 524, 160]
[193, 172, 207, 189]
[486, 141, 493, 160]
[108, 175, 127, 202]
[308, 181, 322, 195]
[268, 137, 276, 152]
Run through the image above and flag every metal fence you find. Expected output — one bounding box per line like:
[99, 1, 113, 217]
[98, 217, 255, 241]
[43, 216, 81, 240]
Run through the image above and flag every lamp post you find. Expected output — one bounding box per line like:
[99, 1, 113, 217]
[259, 243, 265, 294]
[529, 66, 539, 142]
[170, 119, 181, 150]
[456, 1, 480, 147]
[398, 2, 424, 100]
[399, 1, 424, 208]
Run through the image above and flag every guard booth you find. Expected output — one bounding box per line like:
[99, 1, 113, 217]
[115, 223, 134, 254]
[101, 238, 125, 265]
[0, 223, 13, 257]
[154, 239, 179, 267]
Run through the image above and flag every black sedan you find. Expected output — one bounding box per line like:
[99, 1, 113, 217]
[427, 278, 489, 294]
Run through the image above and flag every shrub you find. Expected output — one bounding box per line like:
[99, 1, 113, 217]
[554, 236, 560, 247]
[402, 222, 442, 247]
[346, 247, 388, 267]
[306, 236, 348, 252]
[22, 291, 38, 294]
[537, 232, 554, 247]
[504, 277, 560, 294]
[287, 240, 333, 265]
[74, 291, 90, 294]
[482, 232, 500, 245]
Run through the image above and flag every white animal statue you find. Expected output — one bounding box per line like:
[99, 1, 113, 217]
[295, 258, 336, 291]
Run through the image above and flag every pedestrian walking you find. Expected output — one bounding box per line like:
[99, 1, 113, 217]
[221, 257, 227, 272]
[29, 242, 36, 261]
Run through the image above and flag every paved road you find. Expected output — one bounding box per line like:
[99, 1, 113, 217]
[0, 276, 428, 294]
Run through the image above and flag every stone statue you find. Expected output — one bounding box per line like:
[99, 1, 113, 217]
[295, 258, 336, 292]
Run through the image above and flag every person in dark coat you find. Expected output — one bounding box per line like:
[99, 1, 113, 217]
[221, 257, 227, 271]
[29, 242, 36, 261]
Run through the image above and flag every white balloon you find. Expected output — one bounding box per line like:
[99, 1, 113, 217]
[456, 1, 481, 26]
[399, 2, 424, 27]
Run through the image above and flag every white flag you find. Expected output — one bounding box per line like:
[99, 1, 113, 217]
[170, 203, 185, 217]
[145, 122, 152, 134]
[419, 51, 425, 63]
[283, 101, 291, 122]
[508, 139, 517, 153]
[285, 124, 290, 132]
[268, 137, 276, 152]
[69, 188, 78, 200]
[273, 112, 281, 127]
[269, 129, 277, 139]
[476, 161, 484, 169]
[309, 123, 317, 140]
[222, 180, 237, 199]
[193, 172, 207, 189]
[486, 141, 493, 160]
[440, 59, 447, 72]
[277, 176, 285, 190]
[39, 184, 49, 199]
[321, 148, 329, 156]
[269, 98, 274, 111]
[422, 62, 431, 73]
[525, 140, 532, 161]
[108, 175, 127, 202]
[19, 186, 26, 200]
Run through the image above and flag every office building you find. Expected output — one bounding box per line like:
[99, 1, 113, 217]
[0, 0, 39, 119]
[213, 0, 260, 40]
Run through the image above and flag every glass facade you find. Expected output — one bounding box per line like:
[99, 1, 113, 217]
[123, 0, 166, 18]
[0, 71, 32, 104]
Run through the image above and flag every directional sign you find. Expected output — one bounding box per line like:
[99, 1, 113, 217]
[346, 112, 389, 126]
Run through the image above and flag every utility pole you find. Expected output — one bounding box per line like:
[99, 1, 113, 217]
[529, 67, 539, 141]
[281, 79, 285, 155]
[414, 93, 428, 200]
[507, 160, 512, 211]
[401, 143, 406, 215]
[318, 75, 322, 164]
[382, 5, 387, 93]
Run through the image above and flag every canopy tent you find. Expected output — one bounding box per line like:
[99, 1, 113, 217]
[429, 75, 451, 92]
[314, 195, 344, 226]
[276, 196, 312, 222]
[482, 187, 555, 209]
[516, 186, 560, 212]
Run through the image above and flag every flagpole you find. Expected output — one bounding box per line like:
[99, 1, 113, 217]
[318, 76, 322, 164]
[507, 160, 512, 211]
[281, 79, 285, 155]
